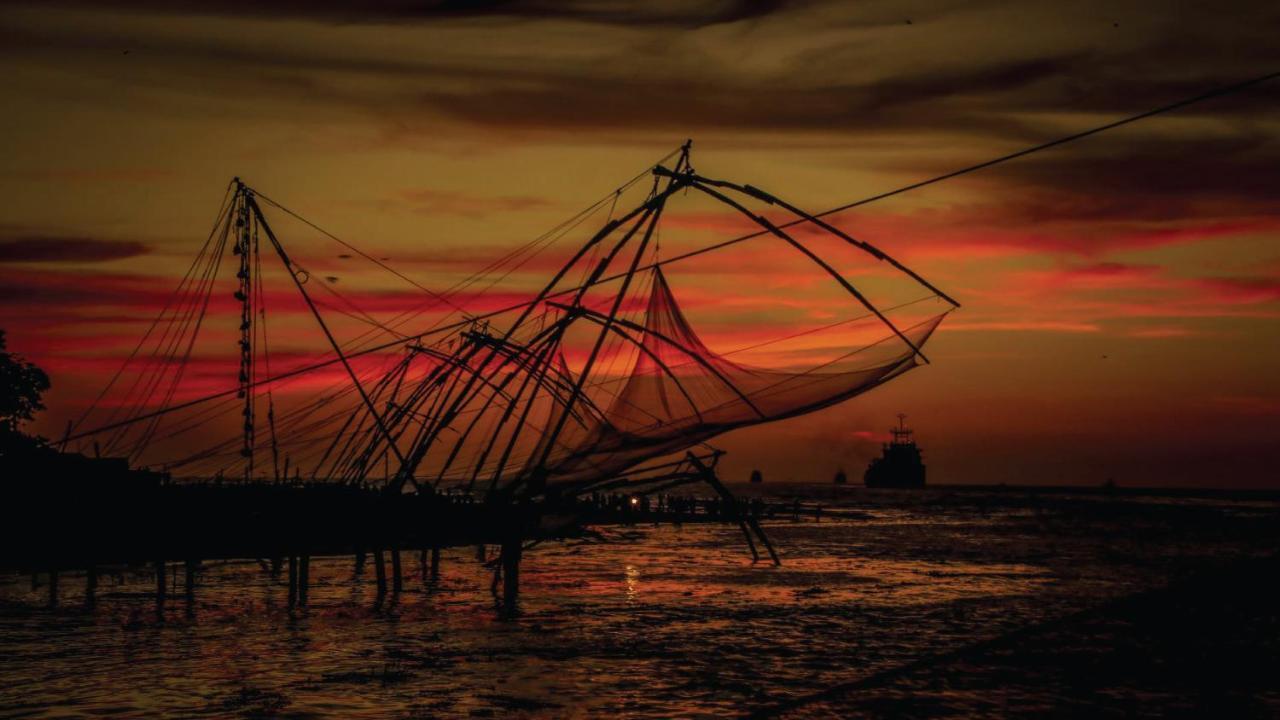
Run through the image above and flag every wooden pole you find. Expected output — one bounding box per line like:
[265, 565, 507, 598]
[373, 548, 387, 597]
[501, 537, 522, 615]
[155, 559, 166, 614]
[430, 546, 441, 582]
[298, 555, 310, 606]
[390, 546, 403, 594]
[287, 555, 298, 607]
[184, 560, 197, 601]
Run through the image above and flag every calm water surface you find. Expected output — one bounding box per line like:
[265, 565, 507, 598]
[2, 486, 1277, 718]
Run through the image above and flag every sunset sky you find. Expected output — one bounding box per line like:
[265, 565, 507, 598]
[1, 0, 1278, 487]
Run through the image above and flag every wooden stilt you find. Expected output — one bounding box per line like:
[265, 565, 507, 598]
[355, 547, 366, 574]
[501, 537, 522, 615]
[298, 555, 310, 606]
[390, 546, 403, 594]
[747, 517, 781, 566]
[430, 546, 441, 581]
[155, 559, 166, 614]
[287, 555, 298, 607]
[373, 548, 387, 596]
[184, 560, 197, 602]
[688, 451, 780, 565]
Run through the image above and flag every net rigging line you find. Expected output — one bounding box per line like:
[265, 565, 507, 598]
[131, 152, 681, 470]
[70, 181, 237, 436]
[163, 151, 677, 426]
[205, 148, 679, 436]
[104, 203, 234, 457]
[250, 145, 681, 350]
[65, 70, 1279, 443]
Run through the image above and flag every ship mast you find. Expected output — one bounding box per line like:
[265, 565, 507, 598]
[892, 413, 913, 445]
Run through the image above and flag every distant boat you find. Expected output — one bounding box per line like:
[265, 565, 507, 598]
[864, 414, 926, 488]
[750, 469, 764, 484]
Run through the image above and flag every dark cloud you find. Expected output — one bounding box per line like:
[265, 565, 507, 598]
[4, 1, 1277, 144]
[0, 236, 150, 263]
[1000, 132, 1280, 196]
[942, 129, 1280, 229]
[14, 0, 790, 28]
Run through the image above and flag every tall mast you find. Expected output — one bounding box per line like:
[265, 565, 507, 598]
[233, 181, 255, 481]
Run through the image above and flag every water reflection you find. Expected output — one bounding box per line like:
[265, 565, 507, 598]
[625, 564, 641, 604]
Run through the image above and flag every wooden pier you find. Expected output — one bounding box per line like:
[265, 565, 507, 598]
[2, 475, 784, 615]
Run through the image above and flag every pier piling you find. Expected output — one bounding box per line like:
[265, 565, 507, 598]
[287, 555, 298, 607]
[184, 559, 197, 616]
[501, 537, 522, 615]
[373, 548, 387, 597]
[390, 546, 403, 594]
[155, 559, 165, 613]
[298, 555, 310, 606]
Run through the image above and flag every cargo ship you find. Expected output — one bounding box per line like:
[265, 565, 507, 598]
[864, 414, 926, 488]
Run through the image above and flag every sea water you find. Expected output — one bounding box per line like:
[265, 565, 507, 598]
[1, 486, 1276, 718]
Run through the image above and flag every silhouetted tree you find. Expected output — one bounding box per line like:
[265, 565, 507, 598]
[0, 329, 50, 435]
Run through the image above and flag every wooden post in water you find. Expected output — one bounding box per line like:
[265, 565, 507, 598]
[287, 555, 298, 607]
[298, 555, 310, 606]
[355, 546, 366, 575]
[501, 537, 522, 615]
[47, 568, 58, 608]
[373, 548, 387, 597]
[430, 546, 441, 582]
[155, 559, 166, 614]
[390, 545, 403, 594]
[184, 560, 198, 606]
